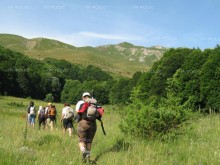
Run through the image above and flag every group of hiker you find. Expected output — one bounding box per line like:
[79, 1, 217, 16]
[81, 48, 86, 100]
[26, 92, 104, 163]
[27, 101, 57, 130]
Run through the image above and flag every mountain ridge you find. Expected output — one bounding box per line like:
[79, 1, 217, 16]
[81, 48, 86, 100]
[0, 33, 167, 77]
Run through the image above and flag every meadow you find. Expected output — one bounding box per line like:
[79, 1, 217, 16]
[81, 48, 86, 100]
[1, 96, 220, 165]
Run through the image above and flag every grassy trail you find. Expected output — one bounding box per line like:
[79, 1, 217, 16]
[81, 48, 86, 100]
[1, 96, 220, 165]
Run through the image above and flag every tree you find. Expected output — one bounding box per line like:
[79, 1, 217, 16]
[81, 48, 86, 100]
[51, 77, 61, 102]
[61, 80, 82, 104]
[200, 47, 220, 109]
[44, 93, 54, 102]
[109, 78, 130, 104]
[137, 48, 192, 105]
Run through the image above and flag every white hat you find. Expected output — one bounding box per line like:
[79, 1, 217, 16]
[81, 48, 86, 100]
[82, 92, 90, 97]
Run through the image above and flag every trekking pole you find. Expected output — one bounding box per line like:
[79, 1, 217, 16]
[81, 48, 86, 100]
[98, 118, 106, 136]
[92, 89, 94, 99]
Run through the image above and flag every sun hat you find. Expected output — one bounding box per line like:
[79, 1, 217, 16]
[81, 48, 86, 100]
[82, 92, 90, 97]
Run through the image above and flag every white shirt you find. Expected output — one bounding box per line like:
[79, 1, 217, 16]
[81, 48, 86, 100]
[75, 100, 84, 112]
[62, 106, 73, 119]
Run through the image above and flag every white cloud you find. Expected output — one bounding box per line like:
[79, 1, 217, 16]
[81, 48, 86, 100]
[52, 31, 145, 47]
[78, 31, 141, 40]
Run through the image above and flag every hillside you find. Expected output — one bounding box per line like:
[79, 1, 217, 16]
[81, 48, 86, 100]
[0, 34, 166, 77]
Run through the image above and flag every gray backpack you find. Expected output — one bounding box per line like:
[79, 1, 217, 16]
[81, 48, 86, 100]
[66, 107, 74, 120]
[86, 104, 98, 121]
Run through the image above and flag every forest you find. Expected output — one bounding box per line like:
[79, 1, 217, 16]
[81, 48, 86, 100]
[1, 45, 220, 138]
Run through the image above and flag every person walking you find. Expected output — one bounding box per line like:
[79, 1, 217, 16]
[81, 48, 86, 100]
[60, 103, 74, 136]
[27, 101, 34, 125]
[48, 104, 57, 131]
[45, 102, 51, 130]
[37, 106, 46, 130]
[76, 92, 98, 162]
[27, 101, 36, 128]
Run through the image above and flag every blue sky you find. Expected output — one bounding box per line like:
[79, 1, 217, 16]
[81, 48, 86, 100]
[0, 0, 220, 49]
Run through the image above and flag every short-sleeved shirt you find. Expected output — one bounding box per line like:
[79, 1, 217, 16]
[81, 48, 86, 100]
[62, 106, 73, 119]
[75, 100, 84, 112]
[62, 106, 74, 129]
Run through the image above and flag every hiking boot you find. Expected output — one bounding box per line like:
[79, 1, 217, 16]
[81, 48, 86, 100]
[82, 152, 89, 163]
[86, 155, 90, 162]
[82, 153, 91, 164]
[82, 152, 87, 159]
[82, 152, 87, 162]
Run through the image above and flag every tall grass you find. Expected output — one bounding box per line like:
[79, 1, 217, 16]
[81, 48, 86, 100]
[1, 96, 220, 164]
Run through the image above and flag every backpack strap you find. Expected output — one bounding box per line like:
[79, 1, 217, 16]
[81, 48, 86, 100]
[78, 102, 89, 113]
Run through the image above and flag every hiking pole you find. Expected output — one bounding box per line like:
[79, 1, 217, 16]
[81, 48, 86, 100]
[98, 118, 106, 136]
[92, 89, 94, 99]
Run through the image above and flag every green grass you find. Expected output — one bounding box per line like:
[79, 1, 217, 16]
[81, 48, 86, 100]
[1, 96, 220, 164]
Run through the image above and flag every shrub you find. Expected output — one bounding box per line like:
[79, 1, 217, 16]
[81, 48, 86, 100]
[44, 93, 54, 102]
[120, 87, 193, 140]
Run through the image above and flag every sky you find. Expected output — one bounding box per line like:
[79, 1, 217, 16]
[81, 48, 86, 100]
[0, 0, 220, 49]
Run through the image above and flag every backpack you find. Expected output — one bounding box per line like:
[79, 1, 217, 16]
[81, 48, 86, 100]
[39, 108, 45, 119]
[87, 103, 106, 135]
[86, 103, 104, 121]
[49, 107, 56, 116]
[30, 106, 36, 115]
[65, 107, 74, 120]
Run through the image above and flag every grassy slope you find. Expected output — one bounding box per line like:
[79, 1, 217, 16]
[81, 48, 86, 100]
[0, 96, 220, 164]
[0, 34, 165, 77]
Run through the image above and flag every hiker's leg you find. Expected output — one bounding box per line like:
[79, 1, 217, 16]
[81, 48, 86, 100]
[33, 117, 36, 128]
[79, 142, 86, 153]
[42, 119, 46, 129]
[30, 116, 34, 127]
[46, 118, 50, 130]
[50, 121, 54, 131]
[86, 143, 91, 151]
[67, 120, 73, 136]
[77, 120, 90, 160]
[68, 128, 72, 136]
[85, 143, 91, 157]
[85, 122, 97, 158]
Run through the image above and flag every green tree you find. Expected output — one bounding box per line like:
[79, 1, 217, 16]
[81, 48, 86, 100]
[109, 78, 130, 104]
[61, 80, 82, 104]
[200, 46, 220, 109]
[137, 48, 192, 105]
[44, 93, 54, 102]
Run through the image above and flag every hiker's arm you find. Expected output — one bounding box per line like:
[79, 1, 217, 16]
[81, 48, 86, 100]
[27, 106, 30, 113]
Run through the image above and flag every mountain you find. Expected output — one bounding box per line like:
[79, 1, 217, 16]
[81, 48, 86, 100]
[0, 34, 167, 77]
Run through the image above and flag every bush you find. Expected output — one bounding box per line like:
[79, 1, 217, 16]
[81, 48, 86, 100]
[120, 87, 193, 140]
[44, 93, 54, 102]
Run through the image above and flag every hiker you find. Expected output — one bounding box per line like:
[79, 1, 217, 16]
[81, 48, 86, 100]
[45, 102, 51, 130]
[76, 92, 99, 162]
[27, 101, 36, 128]
[48, 104, 57, 131]
[37, 106, 46, 130]
[27, 101, 34, 125]
[60, 103, 74, 136]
